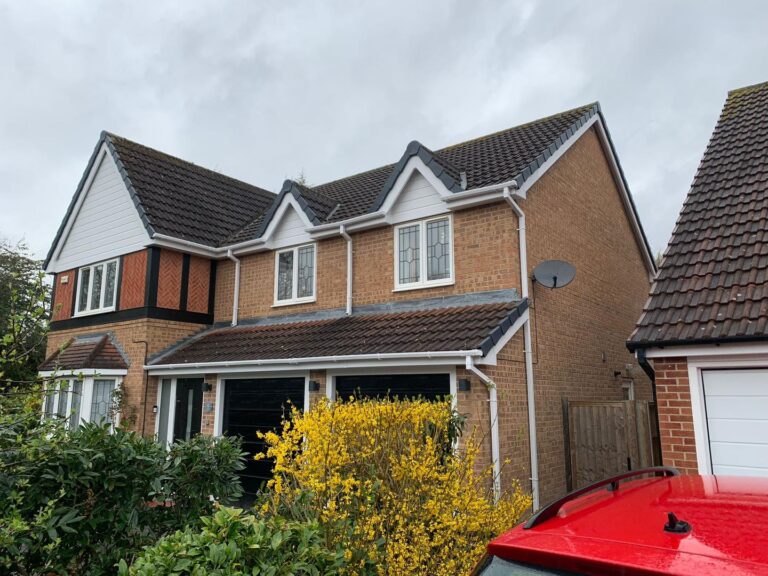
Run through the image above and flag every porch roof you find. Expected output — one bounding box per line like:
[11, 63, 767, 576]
[39, 334, 128, 372]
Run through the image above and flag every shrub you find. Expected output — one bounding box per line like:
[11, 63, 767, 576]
[0, 418, 246, 575]
[258, 398, 532, 576]
[121, 505, 346, 576]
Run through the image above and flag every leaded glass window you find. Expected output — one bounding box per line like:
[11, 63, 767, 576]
[69, 380, 83, 429]
[275, 244, 316, 303]
[398, 224, 420, 284]
[427, 218, 451, 281]
[90, 379, 116, 425]
[56, 381, 69, 417]
[76, 259, 119, 314]
[297, 246, 314, 298]
[395, 217, 453, 288]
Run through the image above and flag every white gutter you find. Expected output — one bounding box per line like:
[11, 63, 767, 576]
[502, 186, 540, 510]
[311, 210, 385, 233]
[226, 249, 241, 326]
[339, 225, 353, 315]
[146, 349, 484, 372]
[466, 355, 501, 500]
[446, 177, 523, 201]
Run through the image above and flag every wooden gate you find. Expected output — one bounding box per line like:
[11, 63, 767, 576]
[563, 400, 656, 490]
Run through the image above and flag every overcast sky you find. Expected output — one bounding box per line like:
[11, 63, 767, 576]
[1, 1, 766, 260]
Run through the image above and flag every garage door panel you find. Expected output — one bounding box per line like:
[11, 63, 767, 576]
[708, 418, 768, 443]
[703, 369, 768, 477]
[705, 396, 768, 420]
[710, 441, 768, 469]
[223, 378, 305, 495]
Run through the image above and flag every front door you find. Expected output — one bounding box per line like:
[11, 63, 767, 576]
[173, 378, 204, 442]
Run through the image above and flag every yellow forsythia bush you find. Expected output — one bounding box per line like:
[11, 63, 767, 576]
[257, 397, 531, 576]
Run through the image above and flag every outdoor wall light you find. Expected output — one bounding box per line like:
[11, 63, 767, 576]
[308, 380, 320, 392]
[204, 383, 213, 392]
[152, 405, 158, 414]
[458, 378, 471, 392]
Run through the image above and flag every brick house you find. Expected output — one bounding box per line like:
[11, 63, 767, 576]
[41, 103, 655, 506]
[628, 81, 768, 478]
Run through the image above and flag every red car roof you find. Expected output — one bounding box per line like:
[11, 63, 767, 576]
[488, 474, 768, 575]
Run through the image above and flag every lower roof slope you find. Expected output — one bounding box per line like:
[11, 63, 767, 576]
[149, 299, 528, 366]
[39, 334, 128, 372]
[629, 81, 768, 349]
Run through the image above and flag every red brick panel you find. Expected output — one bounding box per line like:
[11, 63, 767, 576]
[52, 269, 75, 321]
[120, 250, 148, 310]
[187, 256, 211, 313]
[156, 249, 183, 310]
[654, 357, 697, 475]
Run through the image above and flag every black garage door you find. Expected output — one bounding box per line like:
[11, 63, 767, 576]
[222, 378, 305, 495]
[335, 373, 450, 401]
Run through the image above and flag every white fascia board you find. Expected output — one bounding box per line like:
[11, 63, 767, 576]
[145, 350, 482, 376]
[38, 368, 128, 378]
[148, 235, 222, 258]
[477, 308, 529, 365]
[643, 341, 768, 360]
[592, 117, 656, 277]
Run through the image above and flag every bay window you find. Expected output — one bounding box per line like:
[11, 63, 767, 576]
[75, 258, 119, 315]
[274, 243, 316, 305]
[394, 215, 454, 290]
[42, 376, 120, 429]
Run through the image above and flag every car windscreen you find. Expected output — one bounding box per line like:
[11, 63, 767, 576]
[473, 555, 584, 576]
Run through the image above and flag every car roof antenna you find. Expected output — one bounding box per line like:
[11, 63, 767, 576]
[664, 512, 691, 534]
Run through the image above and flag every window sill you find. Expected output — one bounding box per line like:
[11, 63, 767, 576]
[72, 306, 117, 318]
[272, 297, 317, 308]
[392, 279, 455, 293]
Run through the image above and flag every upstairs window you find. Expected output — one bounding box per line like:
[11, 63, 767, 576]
[75, 258, 119, 315]
[394, 216, 454, 290]
[274, 243, 316, 305]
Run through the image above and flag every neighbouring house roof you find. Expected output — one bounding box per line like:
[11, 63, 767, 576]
[39, 334, 128, 372]
[148, 297, 529, 366]
[629, 81, 768, 350]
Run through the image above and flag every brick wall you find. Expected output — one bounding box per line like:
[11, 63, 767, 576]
[521, 126, 654, 503]
[156, 249, 183, 309]
[654, 357, 697, 474]
[187, 256, 211, 313]
[120, 250, 147, 310]
[213, 202, 520, 323]
[45, 318, 206, 435]
[52, 269, 75, 321]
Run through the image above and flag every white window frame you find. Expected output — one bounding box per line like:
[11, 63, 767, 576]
[273, 243, 317, 307]
[74, 258, 120, 316]
[393, 215, 454, 291]
[42, 375, 123, 430]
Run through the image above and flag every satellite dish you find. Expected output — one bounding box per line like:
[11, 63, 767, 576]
[532, 260, 576, 289]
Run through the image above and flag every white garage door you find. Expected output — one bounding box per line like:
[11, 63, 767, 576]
[702, 369, 768, 477]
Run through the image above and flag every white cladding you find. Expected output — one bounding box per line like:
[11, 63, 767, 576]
[703, 369, 768, 477]
[388, 171, 449, 225]
[50, 147, 150, 273]
[268, 202, 312, 250]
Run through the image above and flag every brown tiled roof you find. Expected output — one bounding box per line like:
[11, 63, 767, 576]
[39, 335, 128, 371]
[629, 81, 768, 349]
[150, 300, 528, 365]
[230, 104, 600, 240]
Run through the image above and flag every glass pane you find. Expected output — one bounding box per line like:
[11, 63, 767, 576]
[277, 251, 294, 300]
[157, 379, 172, 446]
[297, 246, 314, 298]
[398, 224, 420, 284]
[78, 267, 90, 312]
[90, 379, 116, 425]
[104, 261, 117, 308]
[43, 384, 55, 418]
[90, 264, 103, 310]
[57, 381, 69, 418]
[426, 218, 451, 281]
[69, 380, 82, 429]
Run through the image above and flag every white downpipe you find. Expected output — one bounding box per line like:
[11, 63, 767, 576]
[502, 186, 540, 510]
[466, 355, 501, 500]
[226, 249, 241, 327]
[339, 225, 353, 315]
